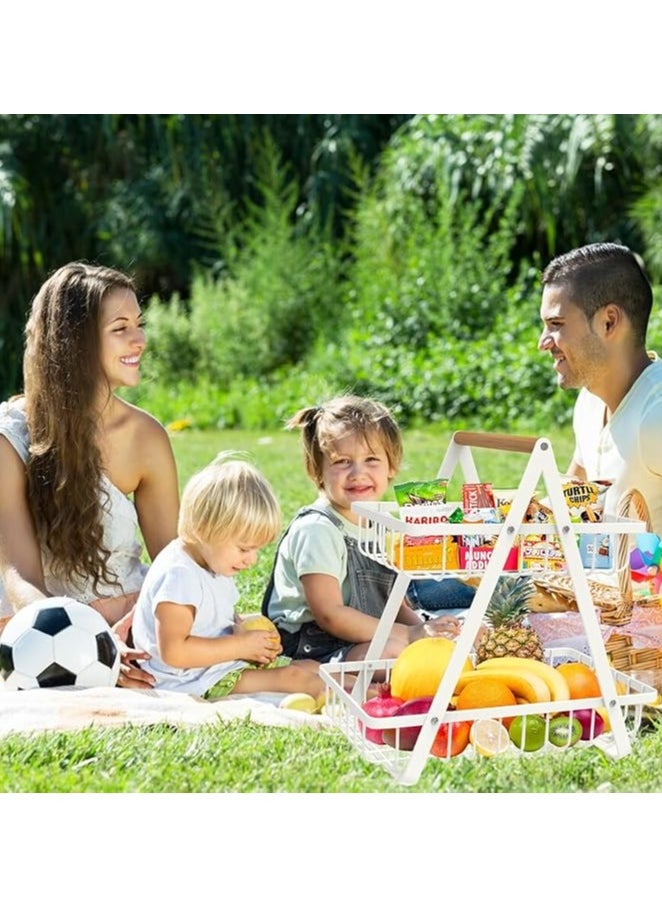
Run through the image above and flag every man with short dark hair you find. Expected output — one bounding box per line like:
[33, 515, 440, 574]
[539, 241, 662, 533]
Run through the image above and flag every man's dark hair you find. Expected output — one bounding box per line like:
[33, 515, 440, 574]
[541, 242, 653, 345]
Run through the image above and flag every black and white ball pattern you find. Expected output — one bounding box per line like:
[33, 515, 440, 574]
[0, 597, 120, 690]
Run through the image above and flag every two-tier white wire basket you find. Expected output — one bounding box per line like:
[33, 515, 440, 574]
[319, 431, 658, 785]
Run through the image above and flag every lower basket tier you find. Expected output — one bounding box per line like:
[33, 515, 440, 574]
[319, 648, 657, 772]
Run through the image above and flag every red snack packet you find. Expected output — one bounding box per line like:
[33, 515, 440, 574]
[462, 482, 495, 512]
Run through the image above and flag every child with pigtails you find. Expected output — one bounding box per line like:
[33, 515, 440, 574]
[261, 395, 473, 665]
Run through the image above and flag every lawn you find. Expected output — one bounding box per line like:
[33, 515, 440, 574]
[2, 424, 662, 797]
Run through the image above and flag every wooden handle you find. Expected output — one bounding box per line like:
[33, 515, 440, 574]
[451, 431, 540, 454]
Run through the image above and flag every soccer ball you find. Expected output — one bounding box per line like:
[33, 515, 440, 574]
[0, 597, 121, 690]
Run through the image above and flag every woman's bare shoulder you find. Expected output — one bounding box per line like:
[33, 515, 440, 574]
[104, 398, 176, 494]
[114, 397, 169, 442]
[108, 398, 175, 479]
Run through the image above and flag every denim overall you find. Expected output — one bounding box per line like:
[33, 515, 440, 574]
[260, 505, 397, 663]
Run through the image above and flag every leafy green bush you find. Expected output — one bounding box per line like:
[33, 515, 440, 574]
[138, 138, 343, 393]
[345, 147, 523, 344]
[140, 294, 199, 385]
[309, 283, 574, 432]
[126, 116, 661, 435]
[220, 136, 343, 374]
[126, 363, 351, 431]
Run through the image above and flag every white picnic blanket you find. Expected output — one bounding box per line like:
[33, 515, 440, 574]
[0, 685, 330, 738]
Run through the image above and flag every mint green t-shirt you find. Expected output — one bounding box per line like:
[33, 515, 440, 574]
[266, 502, 360, 634]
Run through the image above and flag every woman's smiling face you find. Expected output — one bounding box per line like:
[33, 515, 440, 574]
[99, 289, 146, 390]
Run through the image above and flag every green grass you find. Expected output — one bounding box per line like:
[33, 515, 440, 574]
[2, 714, 662, 793]
[3, 424, 662, 794]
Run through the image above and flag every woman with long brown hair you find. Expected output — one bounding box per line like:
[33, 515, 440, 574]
[0, 262, 180, 687]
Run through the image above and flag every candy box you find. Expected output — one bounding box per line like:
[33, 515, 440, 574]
[462, 482, 495, 511]
[398, 503, 463, 529]
[520, 534, 566, 571]
[390, 534, 459, 571]
[458, 543, 519, 572]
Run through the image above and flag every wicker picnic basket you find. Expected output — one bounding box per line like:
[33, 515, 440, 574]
[529, 488, 661, 627]
[604, 630, 662, 672]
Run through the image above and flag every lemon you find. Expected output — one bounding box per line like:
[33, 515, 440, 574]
[508, 714, 546, 751]
[278, 692, 318, 713]
[469, 718, 510, 757]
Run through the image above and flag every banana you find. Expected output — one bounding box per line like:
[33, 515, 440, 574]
[476, 657, 570, 702]
[454, 668, 551, 704]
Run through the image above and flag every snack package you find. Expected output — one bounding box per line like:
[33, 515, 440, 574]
[524, 498, 555, 523]
[561, 478, 612, 523]
[457, 488, 515, 568]
[492, 488, 518, 521]
[492, 488, 554, 524]
[460, 509, 500, 548]
[561, 477, 613, 569]
[398, 503, 463, 527]
[393, 502, 462, 571]
[393, 478, 449, 506]
[457, 543, 519, 572]
[462, 482, 495, 511]
[459, 483, 498, 548]
[520, 534, 566, 571]
[578, 532, 613, 570]
[390, 533, 459, 571]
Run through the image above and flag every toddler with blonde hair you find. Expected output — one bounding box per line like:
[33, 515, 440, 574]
[132, 451, 323, 700]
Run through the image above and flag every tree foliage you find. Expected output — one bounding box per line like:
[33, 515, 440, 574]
[382, 114, 651, 262]
[1, 114, 661, 431]
[0, 113, 408, 396]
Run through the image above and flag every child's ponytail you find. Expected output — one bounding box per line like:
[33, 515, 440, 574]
[287, 404, 325, 486]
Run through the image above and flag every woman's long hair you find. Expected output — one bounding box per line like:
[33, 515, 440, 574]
[23, 261, 136, 596]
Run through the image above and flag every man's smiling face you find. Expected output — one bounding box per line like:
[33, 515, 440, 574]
[538, 285, 608, 392]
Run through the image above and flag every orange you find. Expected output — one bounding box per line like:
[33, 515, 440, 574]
[456, 677, 517, 710]
[455, 677, 517, 727]
[556, 662, 601, 699]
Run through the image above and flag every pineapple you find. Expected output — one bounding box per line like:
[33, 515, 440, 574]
[475, 575, 544, 663]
